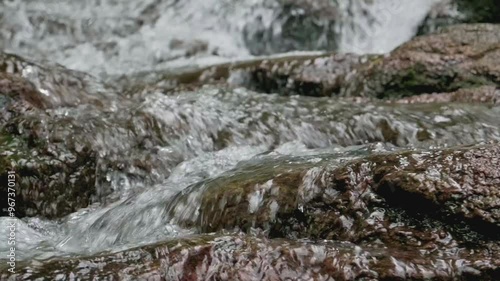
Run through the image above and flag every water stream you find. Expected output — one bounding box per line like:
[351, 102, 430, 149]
[3, 0, 492, 275]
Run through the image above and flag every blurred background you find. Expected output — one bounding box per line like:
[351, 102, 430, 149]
[1, 0, 498, 78]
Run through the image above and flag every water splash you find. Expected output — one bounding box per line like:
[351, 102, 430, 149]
[1, 0, 442, 77]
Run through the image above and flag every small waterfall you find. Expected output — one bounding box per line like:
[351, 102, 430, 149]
[337, 0, 442, 54]
[1, 0, 443, 77]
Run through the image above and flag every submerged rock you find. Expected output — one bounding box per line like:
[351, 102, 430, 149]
[170, 143, 500, 236]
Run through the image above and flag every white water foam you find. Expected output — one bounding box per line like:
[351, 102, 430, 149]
[1, 0, 443, 77]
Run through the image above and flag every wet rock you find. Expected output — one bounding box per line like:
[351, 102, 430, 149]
[243, 0, 340, 55]
[119, 53, 373, 97]
[0, 131, 97, 218]
[0, 53, 129, 218]
[128, 24, 499, 99]
[4, 233, 499, 281]
[164, 143, 500, 280]
[0, 74, 98, 217]
[370, 144, 500, 235]
[341, 24, 500, 99]
[0, 71, 98, 218]
[1, 51, 116, 108]
[174, 144, 500, 238]
[394, 85, 500, 104]
[247, 53, 373, 97]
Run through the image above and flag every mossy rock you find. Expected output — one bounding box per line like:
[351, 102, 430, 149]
[163, 144, 500, 277]
[0, 126, 97, 218]
[342, 24, 500, 99]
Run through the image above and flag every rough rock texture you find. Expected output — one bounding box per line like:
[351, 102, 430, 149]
[0, 52, 115, 108]
[3, 233, 499, 281]
[372, 145, 500, 234]
[0, 59, 101, 218]
[394, 85, 500, 104]
[6, 143, 500, 280]
[0, 131, 97, 218]
[341, 24, 500, 99]
[247, 53, 373, 97]
[163, 143, 500, 280]
[248, 23, 500, 99]
[172, 144, 500, 237]
[127, 24, 500, 100]
[0, 52, 164, 218]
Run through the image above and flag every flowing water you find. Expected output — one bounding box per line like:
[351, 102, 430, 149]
[1, 0, 441, 77]
[2, 0, 492, 273]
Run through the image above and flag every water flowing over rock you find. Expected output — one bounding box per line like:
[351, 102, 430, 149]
[122, 23, 500, 100]
[161, 143, 500, 280]
[1, 0, 500, 279]
[5, 143, 500, 280]
[0, 52, 116, 108]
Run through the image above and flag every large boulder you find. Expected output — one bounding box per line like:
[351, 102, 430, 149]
[0, 52, 166, 218]
[243, 24, 500, 99]
[169, 143, 500, 236]
[0, 56, 104, 218]
[341, 24, 500, 99]
[163, 143, 500, 280]
[131, 24, 500, 100]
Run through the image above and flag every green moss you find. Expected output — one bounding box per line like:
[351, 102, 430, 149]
[457, 0, 500, 23]
[378, 63, 495, 99]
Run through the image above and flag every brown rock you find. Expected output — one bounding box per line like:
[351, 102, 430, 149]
[341, 24, 500, 99]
